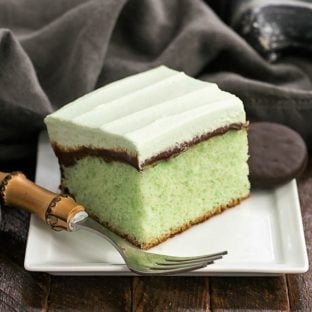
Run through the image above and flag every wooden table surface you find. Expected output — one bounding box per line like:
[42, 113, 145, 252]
[0, 159, 311, 311]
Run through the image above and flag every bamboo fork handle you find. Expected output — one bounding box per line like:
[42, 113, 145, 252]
[0, 171, 86, 231]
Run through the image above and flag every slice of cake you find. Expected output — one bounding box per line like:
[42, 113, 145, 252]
[45, 66, 250, 249]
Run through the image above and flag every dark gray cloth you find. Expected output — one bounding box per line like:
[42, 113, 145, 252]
[0, 2, 311, 309]
[1, 0, 312, 165]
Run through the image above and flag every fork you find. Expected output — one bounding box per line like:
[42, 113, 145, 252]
[76, 217, 227, 275]
[0, 171, 227, 275]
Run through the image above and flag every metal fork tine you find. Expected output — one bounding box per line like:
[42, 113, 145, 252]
[130, 262, 211, 275]
[164, 250, 227, 262]
[157, 255, 224, 266]
[150, 260, 214, 270]
[149, 261, 213, 271]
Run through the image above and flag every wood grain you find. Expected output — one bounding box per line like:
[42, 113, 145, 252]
[0, 200, 50, 312]
[48, 276, 131, 312]
[287, 161, 312, 311]
[210, 276, 289, 311]
[132, 276, 210, 311]
[0, 255, 50, 312]
[208, 160, 312, 312]
[1, 159, 312, 311]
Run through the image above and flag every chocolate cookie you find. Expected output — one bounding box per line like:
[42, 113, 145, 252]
[248, 122, 308, 188]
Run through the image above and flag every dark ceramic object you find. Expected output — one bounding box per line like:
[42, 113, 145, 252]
[230, 0, 312, 61]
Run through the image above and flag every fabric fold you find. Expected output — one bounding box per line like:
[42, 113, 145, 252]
[0, 29, 51, 161]
[1, 0, 312, 166]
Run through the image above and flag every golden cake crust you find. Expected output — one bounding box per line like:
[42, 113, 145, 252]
[89, 193, 250, 249]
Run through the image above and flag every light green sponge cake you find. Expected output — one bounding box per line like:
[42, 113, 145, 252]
[45, 66, 250, 249]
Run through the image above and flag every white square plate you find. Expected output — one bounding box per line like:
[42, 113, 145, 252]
[24, 132, 309, 276]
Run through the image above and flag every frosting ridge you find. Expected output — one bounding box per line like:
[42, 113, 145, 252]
[45, 66, 246, 169]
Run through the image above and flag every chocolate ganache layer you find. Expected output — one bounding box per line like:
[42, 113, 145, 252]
[52, 122, 248, 171]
